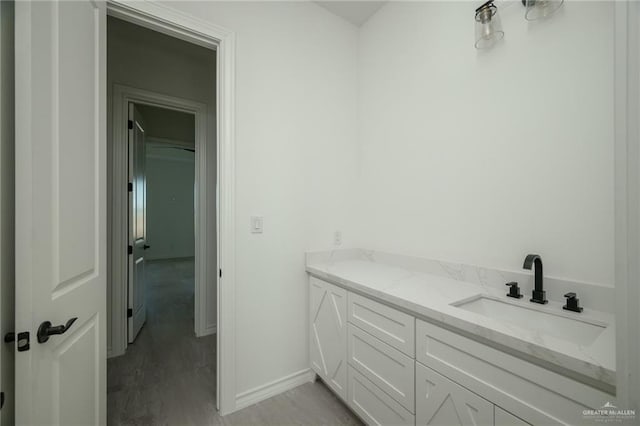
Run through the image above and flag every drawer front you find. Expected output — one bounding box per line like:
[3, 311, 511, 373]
[348, 366, 414, 426]
[348, 292, 415, 357]
[416, 362, 493, 426]
[348, 323, 415, 412]
[415, 319, 614, 425]
[495, 407, 531, 426]
[309, 277, 347, 399]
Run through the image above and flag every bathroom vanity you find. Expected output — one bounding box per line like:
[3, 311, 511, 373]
[307, 250, 616, 425]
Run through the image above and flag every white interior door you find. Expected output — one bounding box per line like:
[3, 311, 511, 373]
[128, 104, 147, 343]
[0, 1, 14, 424]
[14, 1, 106, 425]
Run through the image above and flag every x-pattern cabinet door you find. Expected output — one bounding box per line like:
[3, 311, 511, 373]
[309, 277, 347, 399]
[416, 362, 494, 426]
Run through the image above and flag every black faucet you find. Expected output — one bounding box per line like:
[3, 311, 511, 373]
[523, 254, 547, 304]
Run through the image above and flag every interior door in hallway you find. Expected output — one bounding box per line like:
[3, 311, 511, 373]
[128, 104, 147, 343]
[14, 1, 106, 424]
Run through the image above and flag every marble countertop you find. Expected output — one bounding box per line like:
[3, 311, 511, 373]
[306, 254, 616, 390]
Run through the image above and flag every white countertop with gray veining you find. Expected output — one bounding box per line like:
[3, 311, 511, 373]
[306, 250, 616, 390]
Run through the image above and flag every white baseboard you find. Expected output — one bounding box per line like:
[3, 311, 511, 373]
[107, 347, 125, 359]
[235, 369, 316, 411]
[197, 324, 217, 337]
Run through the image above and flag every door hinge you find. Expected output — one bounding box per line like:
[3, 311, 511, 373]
[219, 269, 222, 278]
[128, 182, 133, 192]
[128, 245, 133, 255]
[128, 120, 133, 130]
[16, 332, 30, 352]
[127, 308, 133, 318]
[0, 391, 4, 410]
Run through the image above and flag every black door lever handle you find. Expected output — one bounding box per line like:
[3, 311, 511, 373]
[37, 317, 78, 343]
[143, 244, 150, 250]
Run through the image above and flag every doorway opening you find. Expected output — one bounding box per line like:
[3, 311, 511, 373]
[106, 14, 220, 423]
[127, 104, 197, 343]
[109, 101, 216, 423]
[13, 0, 237, 420]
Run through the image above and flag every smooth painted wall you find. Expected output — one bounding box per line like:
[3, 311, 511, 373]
[0, 1, 14, 423]
[146, 148, 196, 261]
[357, 1, 615, 287]
[159, 1, 360, 398]
[107, 16, 217, 349]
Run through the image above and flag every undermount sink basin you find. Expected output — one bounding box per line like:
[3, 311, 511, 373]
[452, 295, 607, 346]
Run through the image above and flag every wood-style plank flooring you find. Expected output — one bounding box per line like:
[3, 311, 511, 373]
[108, 258, 362, 426]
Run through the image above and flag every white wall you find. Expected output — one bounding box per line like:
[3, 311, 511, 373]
[357, 1, 615, 287]
[107, 17, 217, 348]
[146, 146, 196, 261]
[109, 0, 615, 407]
[0, 1, 14, 424]
[159, 1, 360, 398]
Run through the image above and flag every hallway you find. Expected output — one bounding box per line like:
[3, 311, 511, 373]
[107, 258, 360, 426]
[107, 258, 216, 424]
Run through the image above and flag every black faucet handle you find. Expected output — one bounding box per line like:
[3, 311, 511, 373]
[563, 292, 583, 313]
[506, 282, 523, 299]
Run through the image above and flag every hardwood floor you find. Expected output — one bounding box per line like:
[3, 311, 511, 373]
[108, 258, 362, 426]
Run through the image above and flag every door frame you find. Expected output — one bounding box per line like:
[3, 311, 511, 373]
[614, 0, 639, 410]
[111, 86, 209, 347]
[107, 0, 237, 415]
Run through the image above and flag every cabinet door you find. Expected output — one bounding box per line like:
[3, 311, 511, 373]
[495, 407, 531, 426]
[416, 362, 493, 426]
[310, 277, 347, 399]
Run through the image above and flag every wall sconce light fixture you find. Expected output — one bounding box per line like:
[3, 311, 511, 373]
[523, 0, 564, 21]
[475, 0, 504, 49]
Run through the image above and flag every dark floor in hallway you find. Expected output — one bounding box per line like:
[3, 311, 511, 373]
[107, 258, 362, 426]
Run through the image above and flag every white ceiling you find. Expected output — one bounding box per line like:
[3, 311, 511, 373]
[314, 1, 387, 27]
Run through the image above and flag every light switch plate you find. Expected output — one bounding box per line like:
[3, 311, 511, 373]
[251, 216, 263, 234]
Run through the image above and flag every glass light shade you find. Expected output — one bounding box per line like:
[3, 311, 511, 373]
[524, 0, 564, 21]
[475, 2, 504, 50]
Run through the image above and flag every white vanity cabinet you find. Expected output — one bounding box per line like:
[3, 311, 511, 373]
[308, 276, 614, 426]
[348, 323, 415, 412]
[415, 319, 613, 425]
[416, 362, 493, 425]
[309, 277, 348, 399]
[348, 366, 415, 426]
[494, 407, 530, 426]
[348, 292, 415, 357]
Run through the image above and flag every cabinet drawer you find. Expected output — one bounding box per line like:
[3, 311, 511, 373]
[348, 366, 414, 426]
[309, 277, 347, 399]
[495, 407, 531, 426]
[348, 323, 415, 412]
[348, 292, 415, 357]
[416, 362, 493, 426]
[416, 319, 613, 425]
